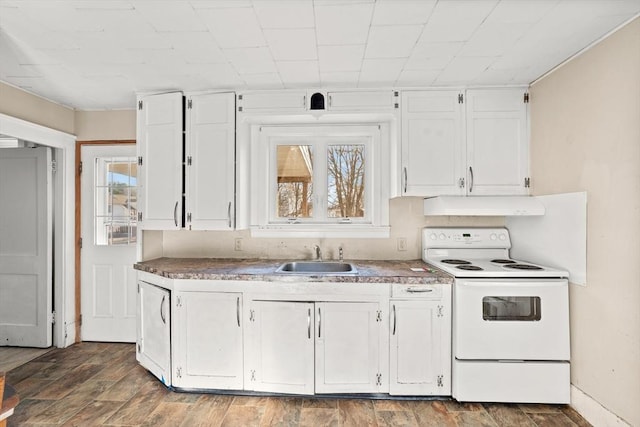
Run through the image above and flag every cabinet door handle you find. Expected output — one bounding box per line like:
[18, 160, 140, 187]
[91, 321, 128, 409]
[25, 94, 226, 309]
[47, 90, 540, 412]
[406, 288, 434, 293]
[236, 297, 241, 327]
[403, 167, 408, 193]
[227, 202, 232, 228]
[173, 201, 179, 227]
[160, 295, 166, 324]
[318, 307, 321, 338]
[392, 304, 397, 335]
[307, 308, 311, 339]
[469, 166, 474, 193]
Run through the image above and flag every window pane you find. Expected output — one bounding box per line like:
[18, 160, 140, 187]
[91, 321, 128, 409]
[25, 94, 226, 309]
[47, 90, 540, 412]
[276, 145, 313, 218]
[482, 296, 541, 321]
[327, 145, 365, 218]
[95, 157, 138, 245]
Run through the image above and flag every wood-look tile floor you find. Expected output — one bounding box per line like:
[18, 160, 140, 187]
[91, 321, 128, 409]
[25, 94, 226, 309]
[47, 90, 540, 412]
[6, 343, 591, 427]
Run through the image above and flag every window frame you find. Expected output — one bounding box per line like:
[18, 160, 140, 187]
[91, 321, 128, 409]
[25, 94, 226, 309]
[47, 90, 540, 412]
[251, 124, 390, 238]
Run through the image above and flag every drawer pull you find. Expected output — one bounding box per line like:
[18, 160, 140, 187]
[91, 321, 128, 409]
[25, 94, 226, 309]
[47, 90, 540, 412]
[406, 288, 434, 293]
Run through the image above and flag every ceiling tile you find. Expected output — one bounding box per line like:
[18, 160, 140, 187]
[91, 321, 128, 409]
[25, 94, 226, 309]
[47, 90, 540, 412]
[75, 8, 154, 33]
[199, 7, 266, 49]
[264, 29, 317, 61]
[435, 56, 496, 84]
[190, 1, 252, 9]
[132, 1, 207, 32]
[458, 22, 530, 57]
[404, 56, 450, 71]
[358, 58, 405, 85]
[396, 69, 440, 86]
[224, 47, 277, 75]
[420, 0, 498, 43]
[241, 72, 283, 89]
[485, 0, 559, 24]
[253, 0, 315, 28]
[315, 3, 374, 45]
[318, 45, 364, 72]
[320, 71, 360, 86]
[276, 61, 320, 87]
[365, 25, 423, 58]
[411, 41, 464, 58]
[158, 32, 226, 64]
[372, 0, 437, 25]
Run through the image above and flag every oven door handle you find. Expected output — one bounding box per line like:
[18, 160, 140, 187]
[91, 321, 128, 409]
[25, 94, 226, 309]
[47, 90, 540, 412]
[456, 280, 567, 289]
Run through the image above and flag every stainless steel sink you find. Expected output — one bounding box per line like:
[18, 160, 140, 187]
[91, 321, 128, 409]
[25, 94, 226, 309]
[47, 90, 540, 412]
[276, 261, 358, 275]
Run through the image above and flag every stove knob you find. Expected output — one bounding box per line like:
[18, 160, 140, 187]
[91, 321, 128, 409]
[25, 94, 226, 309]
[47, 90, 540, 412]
[439, 233, 446, 240]
[429, 233, 437, 240]
[490, 233, 497, 240]
[499, 233, 507, 241]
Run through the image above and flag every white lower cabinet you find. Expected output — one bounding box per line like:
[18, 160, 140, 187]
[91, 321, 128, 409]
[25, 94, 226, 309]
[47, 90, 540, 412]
[137, 280, 171, 386]
[246, 301, 315, 394]
[389, 285, 451, 395]
[246, 300, 385, 395]
[315, 302, 382, 393]
[172, 291, 243, 390]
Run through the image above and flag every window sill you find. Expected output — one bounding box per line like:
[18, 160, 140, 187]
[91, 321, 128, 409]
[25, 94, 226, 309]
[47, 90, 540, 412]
[250, 225, 390, 239]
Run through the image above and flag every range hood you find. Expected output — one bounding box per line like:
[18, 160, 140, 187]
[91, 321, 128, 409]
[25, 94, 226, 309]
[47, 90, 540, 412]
[424, 196, 545, 216]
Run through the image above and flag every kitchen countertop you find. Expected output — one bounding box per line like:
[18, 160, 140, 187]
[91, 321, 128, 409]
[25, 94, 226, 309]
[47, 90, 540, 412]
[134, 258, 453, 285]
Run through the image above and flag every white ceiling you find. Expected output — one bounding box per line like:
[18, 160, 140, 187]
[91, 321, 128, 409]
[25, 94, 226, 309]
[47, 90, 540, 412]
[0, 0, 638, 110]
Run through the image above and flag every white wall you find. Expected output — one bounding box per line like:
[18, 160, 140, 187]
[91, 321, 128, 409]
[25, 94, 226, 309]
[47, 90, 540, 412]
[530, 17, 640, 427]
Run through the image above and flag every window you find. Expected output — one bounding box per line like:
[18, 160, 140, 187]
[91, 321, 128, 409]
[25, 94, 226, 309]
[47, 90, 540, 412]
[251, 125, 389, 237]
[94, 157, 137, 245]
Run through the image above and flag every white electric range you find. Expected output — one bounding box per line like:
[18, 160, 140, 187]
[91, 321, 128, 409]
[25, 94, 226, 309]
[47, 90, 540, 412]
[423, 227, 571, 404]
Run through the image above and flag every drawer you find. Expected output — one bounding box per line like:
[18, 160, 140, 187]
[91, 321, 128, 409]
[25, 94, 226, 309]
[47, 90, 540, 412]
[391, 283, 442, 299]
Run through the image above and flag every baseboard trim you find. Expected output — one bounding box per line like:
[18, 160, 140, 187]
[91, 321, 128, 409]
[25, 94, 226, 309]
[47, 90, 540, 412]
[571, 385, 630, 427]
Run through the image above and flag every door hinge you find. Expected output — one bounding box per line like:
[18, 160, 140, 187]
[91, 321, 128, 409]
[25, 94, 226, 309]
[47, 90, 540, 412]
[137, 212, 142, 221]
[458, 93, 464, 104]
[137, 156, 143, 166]
[458, 177, 465, 188]
[376, 310, 382, 322]
[79, 237, 83, 249]
[524, 177, 531, 188]
[79, 314, 83, 326]
[249, 309, 255, 322]
[49, 311, 56, 324]
[437, 375, 444, 387]
[437, 305, 444, 318]
[78, 161, 83, 175]
[137, 283, 140, 293]
[250, 370, 256, 381]
[394, 91, 399, 109]
[138, 100, 143, 110]
[187, 156, 192, 166]
[50, 159, 57, 173]
[524, 92, 530, 103]
[176, 296, 182, 308]
[186, 213, 192, 223]
[176, 367, 182, 378]
[137, 342, 141, 353]
[187, 99, 193, 109]
[376, 373, 382, 386]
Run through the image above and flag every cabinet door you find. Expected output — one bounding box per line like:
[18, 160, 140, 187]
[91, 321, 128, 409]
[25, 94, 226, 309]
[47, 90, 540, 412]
[327, 90, 395, 111]
[172, 292, 243, 389]
[238, 91, 307, 112]
[137, 92, 183, 229]
[185, 93, 236, 230]
[389, 299, 451, 395]
[315, 302, 382, 393]
[465, 89, 529, 195]
[247, 301, 315, 395]
[137, 281, 171, 386]
[401, 91, 465, 196]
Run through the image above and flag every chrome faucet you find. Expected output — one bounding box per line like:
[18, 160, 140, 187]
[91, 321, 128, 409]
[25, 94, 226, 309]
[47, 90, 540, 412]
[313, 245, 322, 261]
[338, 246, 344, 262]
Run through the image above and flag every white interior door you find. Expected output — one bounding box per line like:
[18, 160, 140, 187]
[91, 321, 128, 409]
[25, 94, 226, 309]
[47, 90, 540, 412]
[0, 147, 53, 347]
[81, 144, 137, 342]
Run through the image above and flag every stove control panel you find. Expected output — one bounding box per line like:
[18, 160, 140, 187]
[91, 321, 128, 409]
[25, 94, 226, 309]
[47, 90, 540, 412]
[422, 227, 511, 249]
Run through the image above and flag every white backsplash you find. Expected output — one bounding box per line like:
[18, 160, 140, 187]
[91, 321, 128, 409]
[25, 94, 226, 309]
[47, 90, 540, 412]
[144, 197, 504, 261]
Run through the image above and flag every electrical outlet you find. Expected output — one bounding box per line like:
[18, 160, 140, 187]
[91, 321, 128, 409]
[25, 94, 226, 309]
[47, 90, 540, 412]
[397, 238, 407, 251]
[234, 238, 243, 251]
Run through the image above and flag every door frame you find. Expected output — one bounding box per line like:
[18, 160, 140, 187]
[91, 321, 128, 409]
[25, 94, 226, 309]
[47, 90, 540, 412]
[0, 113, 76, 348]
[75, 140, 135, 342]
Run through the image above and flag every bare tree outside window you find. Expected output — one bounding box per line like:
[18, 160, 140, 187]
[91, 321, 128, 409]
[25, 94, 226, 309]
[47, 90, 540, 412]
[327, 145, 365, 218]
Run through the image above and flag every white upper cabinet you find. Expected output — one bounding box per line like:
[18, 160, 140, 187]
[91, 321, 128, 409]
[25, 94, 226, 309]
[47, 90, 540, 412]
[238, 91, 307, 113]
[401, 91, 465, 196]
[137, 92, 183, 229]
[185, 93, 236, 230]
[326, 90, 397, 111]
[400, 88, 529, 197]
[465, 89, 529, 195]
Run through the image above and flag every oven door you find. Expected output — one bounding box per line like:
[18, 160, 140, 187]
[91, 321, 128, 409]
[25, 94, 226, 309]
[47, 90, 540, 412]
[454, 279, 569, 361]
